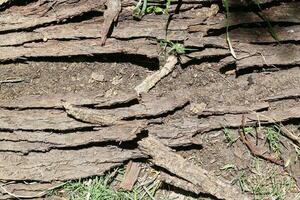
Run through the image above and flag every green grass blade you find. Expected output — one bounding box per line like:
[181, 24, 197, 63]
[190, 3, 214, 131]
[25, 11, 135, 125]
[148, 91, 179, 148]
[222, 0, 237, 59]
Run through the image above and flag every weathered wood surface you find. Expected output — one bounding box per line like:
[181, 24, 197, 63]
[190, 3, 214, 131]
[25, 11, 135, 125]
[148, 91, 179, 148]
[198, 102, 269, 116]
[0, 0, 299, 74]
[0, 146, 144, 181]
[0, 108, 97, 131]
[0, 122, 145, 154]
[0, 90, 299, 198]
[0, 0, 299, 198]
[204, 105, 300, 130]
[0, 91, 138, 109]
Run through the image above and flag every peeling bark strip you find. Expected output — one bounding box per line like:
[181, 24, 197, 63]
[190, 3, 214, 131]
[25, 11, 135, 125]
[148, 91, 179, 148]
[263, 89, 300, 102]
[0, 0, 106, 32]
[198, 102, 269, 116]
[149, 124, 203, 147]
[0, 182, 63, 199]
[0, 122, 145, 154]
[204, 105, 300, 131]
[0, 92, 138, 109]
[63, 102, 122, 126]
[158, 171, 203, 194]
[63, 91, 189, 124]
[0, 146, 145, 181]
[138, 136, 250, 200]
[148, 118, 208, 147]
[0, 38, 159, 61]
[0, 108, 96, 131]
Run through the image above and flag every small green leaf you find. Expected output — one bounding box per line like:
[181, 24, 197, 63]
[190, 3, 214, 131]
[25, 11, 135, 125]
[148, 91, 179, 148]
[153, 6, 164, 14]
[146, 6, 154, 14]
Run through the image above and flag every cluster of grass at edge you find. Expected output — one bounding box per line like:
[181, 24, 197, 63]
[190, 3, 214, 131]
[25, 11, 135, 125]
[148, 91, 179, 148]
[222, 125, 299, 199]
[48, 168, 161, 200]
[230, 158, 297, 200]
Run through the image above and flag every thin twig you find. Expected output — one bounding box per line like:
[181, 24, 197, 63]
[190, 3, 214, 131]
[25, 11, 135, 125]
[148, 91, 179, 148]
[239, 115, 284, 166]
[255, 113, 300, 147]
[0, 78, 24, 84]
[142, 185, 156, 200]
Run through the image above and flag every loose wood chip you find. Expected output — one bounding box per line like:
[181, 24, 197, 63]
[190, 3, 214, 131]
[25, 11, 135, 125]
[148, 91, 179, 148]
[100, 0, 121, 45]
[119, 161, 141, 191]
[0, 0, 9, 6]
[135, 55, 178, 94]
[138, 136, 250, 200]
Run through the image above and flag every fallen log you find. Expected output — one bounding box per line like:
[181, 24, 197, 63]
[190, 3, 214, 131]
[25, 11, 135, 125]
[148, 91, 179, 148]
[0, 1, 299, 199]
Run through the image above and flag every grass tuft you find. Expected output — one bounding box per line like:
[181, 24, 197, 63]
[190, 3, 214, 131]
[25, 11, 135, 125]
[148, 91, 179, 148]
[265, 126, 281, 156]
[159, 40, 196, 55]
[232, 158, 297, 200]
[63, 177, 133, 200]
[133, 0, 173, 17]
[223, 128, 239, 146]
[53, 168, 161, 200]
